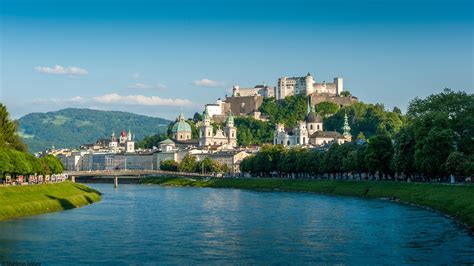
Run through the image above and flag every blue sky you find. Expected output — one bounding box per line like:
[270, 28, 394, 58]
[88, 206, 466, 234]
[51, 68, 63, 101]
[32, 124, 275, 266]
[1, 0, 473, 119]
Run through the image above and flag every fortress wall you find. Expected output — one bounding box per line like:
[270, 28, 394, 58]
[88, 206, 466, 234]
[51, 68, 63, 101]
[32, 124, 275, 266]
[310, 94, 358, 107]
[225, 95, 263, 115]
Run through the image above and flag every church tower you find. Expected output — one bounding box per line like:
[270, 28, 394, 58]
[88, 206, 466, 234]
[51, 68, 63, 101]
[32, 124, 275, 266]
[306, 96, 323, 135]
[225, 111, 237, 147]
[342, 113, 352, 142]
[199, 109, 214, 146]
[125, 128, 135, 153]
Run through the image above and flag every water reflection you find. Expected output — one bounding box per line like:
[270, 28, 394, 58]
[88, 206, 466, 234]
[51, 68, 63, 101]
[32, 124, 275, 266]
[0, 184, 472, 264]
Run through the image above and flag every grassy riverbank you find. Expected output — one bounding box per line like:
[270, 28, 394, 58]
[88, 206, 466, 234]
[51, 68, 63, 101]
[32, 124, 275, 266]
[143, 177, 474, 230]
[0, 181, 101, 221]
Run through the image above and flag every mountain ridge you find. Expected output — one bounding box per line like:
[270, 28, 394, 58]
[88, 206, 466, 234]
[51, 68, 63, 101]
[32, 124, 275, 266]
[18, 108, 171, 152]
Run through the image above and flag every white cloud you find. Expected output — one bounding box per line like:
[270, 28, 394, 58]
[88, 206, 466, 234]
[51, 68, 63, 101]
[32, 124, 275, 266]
[32, 96, 85, 104]
[93, 93, 191, 107]
[128, 83, 167, 90]
[192, 78, 225, 88]
[34, 65, 88, 75]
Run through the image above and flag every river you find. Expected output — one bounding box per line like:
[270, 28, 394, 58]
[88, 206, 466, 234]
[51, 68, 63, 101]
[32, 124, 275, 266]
[0, 184, 472, 264]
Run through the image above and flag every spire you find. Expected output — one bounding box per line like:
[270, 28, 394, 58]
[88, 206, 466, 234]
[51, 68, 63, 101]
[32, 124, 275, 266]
[128, 126, 132, 141]
[307, 96, 311, 115]
[343, 113, 351, 137]
[226, 110, 234, 127]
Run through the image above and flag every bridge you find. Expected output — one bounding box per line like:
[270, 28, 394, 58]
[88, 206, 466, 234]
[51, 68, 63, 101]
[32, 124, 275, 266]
[65, 170, 218, 187]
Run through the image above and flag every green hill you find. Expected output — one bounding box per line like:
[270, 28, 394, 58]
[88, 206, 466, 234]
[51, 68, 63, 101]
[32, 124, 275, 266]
[18, 108, 171, 152]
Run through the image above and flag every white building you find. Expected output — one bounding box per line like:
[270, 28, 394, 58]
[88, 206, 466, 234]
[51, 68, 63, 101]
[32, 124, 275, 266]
[232, 84, 274, 98]
[204, 99, 225, 118]
[276, 72, 344, 100]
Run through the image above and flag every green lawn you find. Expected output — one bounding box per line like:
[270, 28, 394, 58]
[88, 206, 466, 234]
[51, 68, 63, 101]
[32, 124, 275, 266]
[143, 177, 474, 230]
[0, 181, 101, 220]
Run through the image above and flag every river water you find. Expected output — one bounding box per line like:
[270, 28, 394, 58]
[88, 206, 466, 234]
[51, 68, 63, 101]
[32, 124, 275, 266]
[0, 184, 472, 264]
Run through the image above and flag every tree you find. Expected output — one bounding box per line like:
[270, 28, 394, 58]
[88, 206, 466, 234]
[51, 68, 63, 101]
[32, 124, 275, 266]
[0, 104, 27, 151]
[136, 134, 168, 149]
[408, 88, 474, 156]
[0, 148, 13, 179]
[340, 91, 351, 97]
[445, 151, 469, 180]
[179, 154, 197, 173]
[315, 102, 339, 118]
[413, 113, 455, 179]
[259, 95, 307, 127]
[42, 155, 64, 174]
[193, 112, 203, 122]
[365, 134, 394, 179]
[197, 157, 223, 174]
[160, 160, 178, 171]
[5, 149, 32, 176]
[392, 126, 416, 179]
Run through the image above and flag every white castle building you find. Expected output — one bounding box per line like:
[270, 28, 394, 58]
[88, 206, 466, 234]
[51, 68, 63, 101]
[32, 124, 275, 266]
[199, 110, 237, 148]
[232, 84, 274, 98]
[274, 98, 351, 147]
[276, 72, 344, 100]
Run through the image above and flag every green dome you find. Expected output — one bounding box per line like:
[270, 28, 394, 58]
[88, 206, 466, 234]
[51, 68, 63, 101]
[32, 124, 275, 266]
[172, 114, 192, 133]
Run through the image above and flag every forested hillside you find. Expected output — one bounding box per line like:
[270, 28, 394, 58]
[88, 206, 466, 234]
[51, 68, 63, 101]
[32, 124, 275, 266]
[18, 108, 170, 152]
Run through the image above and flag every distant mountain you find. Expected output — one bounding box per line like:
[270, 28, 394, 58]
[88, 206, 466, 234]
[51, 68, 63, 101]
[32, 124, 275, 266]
[18, 108, 171, 152]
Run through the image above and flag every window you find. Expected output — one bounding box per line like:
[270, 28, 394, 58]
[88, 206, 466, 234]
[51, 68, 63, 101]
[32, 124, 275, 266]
[287, 140, 290, 146]
[317, 124, 320, 130]
[208, 132, 211, 136]
[303, 137, 306, 144]
[310, 125, 313, 130]
[281, 140, 284, 145]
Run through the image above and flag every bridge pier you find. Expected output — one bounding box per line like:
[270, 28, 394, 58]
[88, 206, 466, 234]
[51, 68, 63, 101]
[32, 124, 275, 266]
[71, 176, 76, 183]
[114, 176, 118, 188]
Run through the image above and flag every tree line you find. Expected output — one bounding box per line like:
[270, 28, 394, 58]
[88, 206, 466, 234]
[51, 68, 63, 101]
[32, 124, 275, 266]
[160, 154, 229, 174]
[241, 89, 474, 181]
[0, 104, 64, 179]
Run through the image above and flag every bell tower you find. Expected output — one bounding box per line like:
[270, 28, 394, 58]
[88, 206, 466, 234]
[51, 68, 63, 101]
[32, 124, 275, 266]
[199, 109, 214, 146]
[225, 111, 237, 147]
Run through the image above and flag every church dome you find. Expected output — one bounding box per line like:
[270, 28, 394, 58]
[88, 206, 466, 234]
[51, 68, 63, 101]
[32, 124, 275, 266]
[306, 111, 322, 123]
[171, 114, 192, 133]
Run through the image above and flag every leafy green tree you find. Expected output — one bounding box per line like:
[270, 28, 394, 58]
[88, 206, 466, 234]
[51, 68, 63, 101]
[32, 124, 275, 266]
[160, 160, 178, 171]
[179, 154, 197, 173]
[392, 126, 416, 178]
[42, 155, 64, 174]
[413, 113, 455, 178]
[197, 157, 223, 174]
[137, 134, 168, 149]
[259, 95, 307, 127]
[193, 112, 202, 122]
[235, 117, 274, 146]
[365, 134, 394, 179]
[0, 148, 13, 179]
[0, 103, 27, 151]
[340, 91, 351, 97]
[315, 102, 340, 118]
[445, 151, 469, 179]
[324, 102, 404, 140]
[5, 149, 32, 176]
[408, 88, 474, 156]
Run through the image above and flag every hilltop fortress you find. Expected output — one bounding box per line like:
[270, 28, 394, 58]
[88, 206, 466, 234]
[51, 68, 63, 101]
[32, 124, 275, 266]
[205, 72, 358, 120]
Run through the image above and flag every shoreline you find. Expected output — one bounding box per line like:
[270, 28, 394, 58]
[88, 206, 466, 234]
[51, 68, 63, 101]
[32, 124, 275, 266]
[0, 181, 101, 221]
[142, 177, 474, 234]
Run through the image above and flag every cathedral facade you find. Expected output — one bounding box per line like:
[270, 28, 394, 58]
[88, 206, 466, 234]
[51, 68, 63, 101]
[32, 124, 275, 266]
[199, 110, 237, 148]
